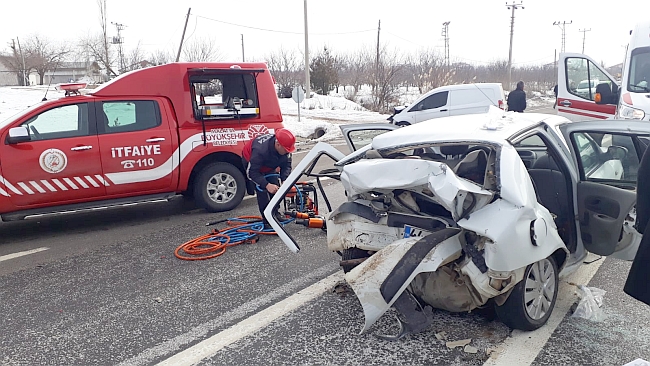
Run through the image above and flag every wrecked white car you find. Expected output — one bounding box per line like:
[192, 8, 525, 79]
[265, 109, 647, 339]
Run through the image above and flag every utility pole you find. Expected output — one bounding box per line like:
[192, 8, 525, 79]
[111, 22, 126, 73]
[506, 1, 524, 92]
[579, 28, 591, 53]
[442, 21, 450, 68]
[241, 34, 245, 62]
[303, 0, 310, 99]
[176, 8, 191, 62]
[375, 19, 381, 93]
[553, 20, 572, 53]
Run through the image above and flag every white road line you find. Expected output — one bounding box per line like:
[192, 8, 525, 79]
[155, 271, 344, 366]
[0, 247, 49, 262]
[483, 256, 606, 366]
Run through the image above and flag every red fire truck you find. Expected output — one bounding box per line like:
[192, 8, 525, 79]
[0, 62, 284, 220]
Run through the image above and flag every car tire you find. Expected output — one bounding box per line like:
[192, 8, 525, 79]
[395, 121, 411, 127]
[494, 256, 559, 331]
[341, 248, 371, 273]
[194, 162, 246, 212]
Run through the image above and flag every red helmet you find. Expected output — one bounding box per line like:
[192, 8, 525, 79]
[275, 128, 296, 153]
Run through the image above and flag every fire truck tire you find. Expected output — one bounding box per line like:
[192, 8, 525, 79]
[194, 162, 246, 212]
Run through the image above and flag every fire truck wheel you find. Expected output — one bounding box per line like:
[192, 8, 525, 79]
[194, 162, 246, 212]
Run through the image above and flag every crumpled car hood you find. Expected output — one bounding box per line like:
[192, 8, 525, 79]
[340, 159, 494, 220]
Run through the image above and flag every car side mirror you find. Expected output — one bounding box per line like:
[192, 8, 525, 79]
[7, 126, 30, 144]
[595, 83, 619, 105]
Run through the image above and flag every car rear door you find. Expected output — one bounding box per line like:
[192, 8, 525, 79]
[96, 98, 176, 196]
[561, 120, 650, 260]
[557, 53, 618, 121]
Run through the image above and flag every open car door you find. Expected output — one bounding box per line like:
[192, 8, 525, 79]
[339, 123, 399, 152]
[560, 120, 650, 260]
[557, 53, 618, 121]
[266, 124, 399, 252]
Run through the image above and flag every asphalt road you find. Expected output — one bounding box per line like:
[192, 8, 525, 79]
[2, 106, 649, 366]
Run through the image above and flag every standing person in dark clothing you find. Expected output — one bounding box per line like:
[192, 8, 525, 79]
[242, 128, 296, 228]
[624, 145, 650, 306]
[507, 81, 527, 112]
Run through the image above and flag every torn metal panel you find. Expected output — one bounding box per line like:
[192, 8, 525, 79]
[340, 158, 494, 220]
[345, 229, 462, 333]
[458, 199, 567, 272]
[497, 144, 538, 208]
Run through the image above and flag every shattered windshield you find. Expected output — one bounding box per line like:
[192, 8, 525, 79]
[628, 48, 650, 93]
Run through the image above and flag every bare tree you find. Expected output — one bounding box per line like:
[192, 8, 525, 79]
[341, 48, 371, 96]
[149, 49, 173, 66]
[96, 0, 116, 77]
[5, 39, 32, 85]
[24, 35, 71, 85]
[369, 45, 403, 113]
[121, 41, 147, 72]
[264, 47, 301, 98]
[182, 37, 222, 62]
[411, 48, 454, 94]
[79, 33, 116, 78]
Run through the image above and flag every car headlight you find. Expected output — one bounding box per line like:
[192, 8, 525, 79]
[619, 104, 646, 120]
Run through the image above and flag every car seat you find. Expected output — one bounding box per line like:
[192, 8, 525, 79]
[440, 145, 469, 169]
[453, 149, 488, 185]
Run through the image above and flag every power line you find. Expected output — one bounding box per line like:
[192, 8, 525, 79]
[383, 30, 426, 48]
[195, 15, 373, 35]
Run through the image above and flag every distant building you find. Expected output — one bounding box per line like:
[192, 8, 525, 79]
[39, 61, 105, 85]
[0, 55, 21, 86]
[606, 63, 623, 81]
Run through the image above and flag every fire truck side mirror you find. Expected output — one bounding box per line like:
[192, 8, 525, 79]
[7, 126, 31, 144]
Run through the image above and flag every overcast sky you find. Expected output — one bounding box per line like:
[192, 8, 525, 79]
[1, 0, 648, 68]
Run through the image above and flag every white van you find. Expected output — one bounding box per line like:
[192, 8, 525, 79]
[388, 83, 505, 126]
[557, 21, 650, 121]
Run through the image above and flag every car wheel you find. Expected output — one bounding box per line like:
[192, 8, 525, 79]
[341, 248, 372, 273]
[494, 256, 559, 331]
[194, 162, 246, 212]
[395, 121, 411, 127]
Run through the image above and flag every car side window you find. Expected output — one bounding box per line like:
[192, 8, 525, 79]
[413, 91, 448, 111]
[565, 57, 615, 102]
[571, 132, 641, 183]
[346, 129, 391, 151]
[22, 103, 90, 141]
[99, 101, 161, 134]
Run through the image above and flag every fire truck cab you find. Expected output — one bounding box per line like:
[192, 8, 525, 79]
[0, 62, 283, 221]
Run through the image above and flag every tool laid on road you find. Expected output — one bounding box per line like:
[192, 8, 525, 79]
[175, 180, 327, 260]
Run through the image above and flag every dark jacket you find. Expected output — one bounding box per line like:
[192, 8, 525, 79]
[507, 89, 527, 112]
[624, 146, 650, 305]
[242, 134, 292, 188]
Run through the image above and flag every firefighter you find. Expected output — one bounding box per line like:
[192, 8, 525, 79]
[242, 128, 296, 228]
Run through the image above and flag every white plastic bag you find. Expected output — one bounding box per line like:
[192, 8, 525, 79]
[571, 285, 606, 322]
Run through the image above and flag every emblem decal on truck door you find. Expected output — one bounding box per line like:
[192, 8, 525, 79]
[39, 149, 68, 174]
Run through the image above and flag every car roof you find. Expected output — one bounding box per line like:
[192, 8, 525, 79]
[371, 109, 569, 149]
[428, 83, 502, 92]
